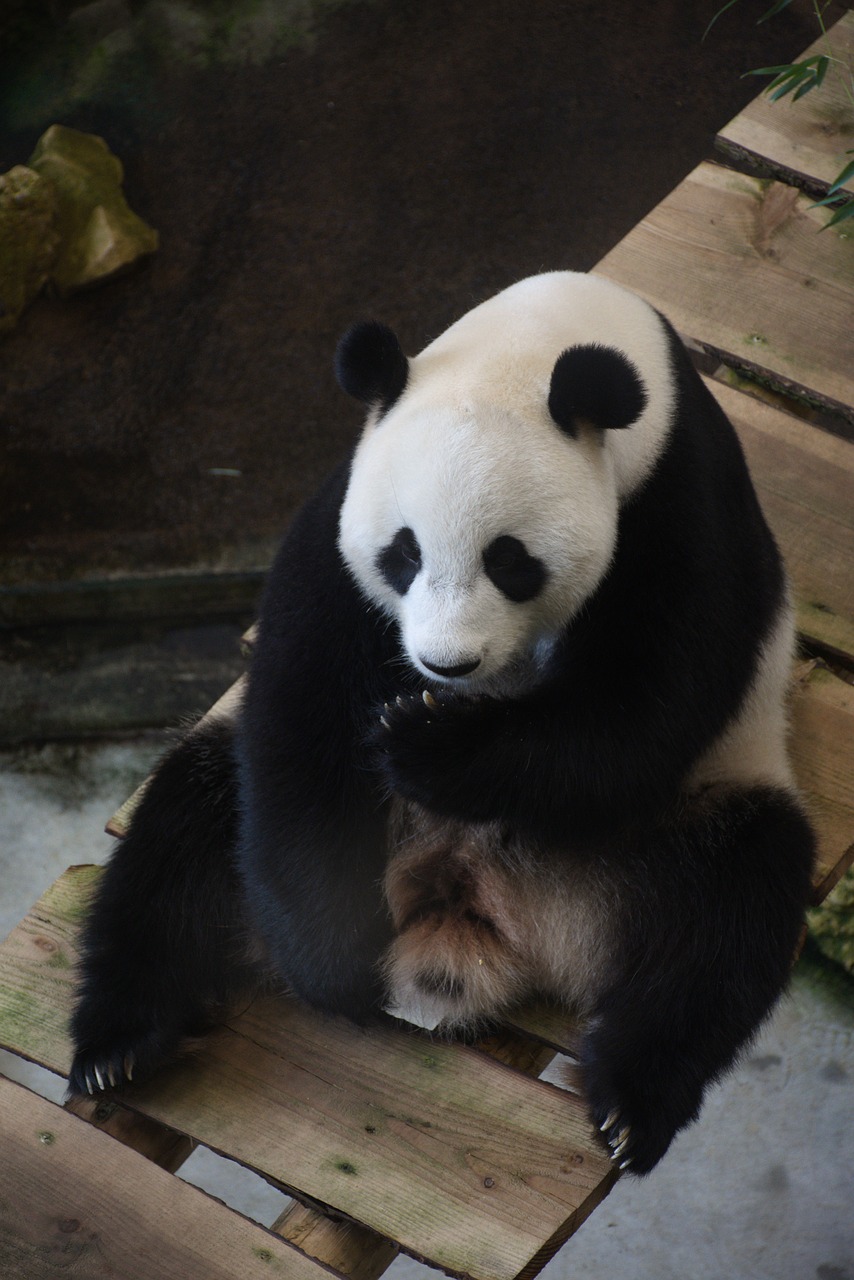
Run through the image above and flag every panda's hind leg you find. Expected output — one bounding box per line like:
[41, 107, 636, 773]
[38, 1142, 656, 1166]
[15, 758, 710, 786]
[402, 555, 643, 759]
[581, 784, 814, 1174]
[69, 716, 254, 1096]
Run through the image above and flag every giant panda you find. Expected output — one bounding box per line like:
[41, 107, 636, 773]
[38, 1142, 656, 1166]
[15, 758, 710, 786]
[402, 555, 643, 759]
[69, 271, 815, 1175]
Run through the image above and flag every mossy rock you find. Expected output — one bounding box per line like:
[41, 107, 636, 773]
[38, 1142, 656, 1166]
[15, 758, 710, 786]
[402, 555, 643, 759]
[0, 165, 60, 333]
[28, 123, 158, 295]
[808, 864, 854, 977]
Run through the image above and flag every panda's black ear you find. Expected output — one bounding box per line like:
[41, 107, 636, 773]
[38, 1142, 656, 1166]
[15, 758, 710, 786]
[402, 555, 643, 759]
[335, 322, 409, 412]
[548, 344, 647, 437]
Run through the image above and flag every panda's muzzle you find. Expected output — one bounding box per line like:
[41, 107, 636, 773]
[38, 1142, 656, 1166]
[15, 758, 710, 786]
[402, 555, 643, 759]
[421, 657, 481, 679]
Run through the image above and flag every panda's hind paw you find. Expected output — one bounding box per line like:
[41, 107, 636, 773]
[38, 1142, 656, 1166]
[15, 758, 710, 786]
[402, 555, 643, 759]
[70, 1047, 135, 1097]
[68, 1023, 183, 1099]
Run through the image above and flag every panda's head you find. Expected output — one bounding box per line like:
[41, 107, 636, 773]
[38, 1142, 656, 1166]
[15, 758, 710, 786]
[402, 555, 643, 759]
[337, 273, 675, 695]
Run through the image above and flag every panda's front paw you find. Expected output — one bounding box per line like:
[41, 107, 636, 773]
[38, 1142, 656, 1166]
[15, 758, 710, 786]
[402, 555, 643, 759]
[370, 690, 477, 809]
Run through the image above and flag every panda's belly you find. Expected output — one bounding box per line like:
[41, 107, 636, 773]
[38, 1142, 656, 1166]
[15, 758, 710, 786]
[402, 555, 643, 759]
[381, 801, 616, 1031]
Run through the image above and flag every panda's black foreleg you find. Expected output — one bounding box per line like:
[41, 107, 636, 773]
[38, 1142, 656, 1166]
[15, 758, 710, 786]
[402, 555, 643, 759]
[69, 717, 253, 1096]
[581, 784, 814, 1175]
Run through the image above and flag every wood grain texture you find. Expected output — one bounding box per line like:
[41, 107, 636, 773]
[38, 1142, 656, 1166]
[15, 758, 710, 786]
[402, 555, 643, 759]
[64, 1093, 195, 1173]
[115, 1002, 614, 1280]
[271, 1200, 398, 1280]
[0, 1074, 334, 1280]
[708, 377, 854, 661]
[716, 11, 854, 195]
[268, 1030, 562, 1280]
[0, 870, 613, 1280]
[595, 161, 854, 417]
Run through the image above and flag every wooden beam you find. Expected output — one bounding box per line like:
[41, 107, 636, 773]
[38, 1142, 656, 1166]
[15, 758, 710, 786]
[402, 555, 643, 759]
[596, 161, 854, 419]
[0, 1073, 337, 1280]
[716, 11, 854, 196]
[708, 377, 854, 662]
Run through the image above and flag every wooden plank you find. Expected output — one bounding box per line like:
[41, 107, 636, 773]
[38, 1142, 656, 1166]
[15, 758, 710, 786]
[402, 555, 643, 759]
[269, 1031, 559, 1280]
[109, 1008, 616, 1280]
[0, 869, 614, 1280]
[707, 377, 854, 661]
[272, 1201, 398, 1280]
[0, 1073, 335, 1280]
[64, 1093, 195, 1174]
[717, 11, 854, 195]
[790, 662, 854, 903]
[595, 160, 854, 417]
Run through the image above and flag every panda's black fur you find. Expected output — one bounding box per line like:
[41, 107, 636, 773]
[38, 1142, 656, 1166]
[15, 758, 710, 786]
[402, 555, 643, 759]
[69, 273, 814, 1175]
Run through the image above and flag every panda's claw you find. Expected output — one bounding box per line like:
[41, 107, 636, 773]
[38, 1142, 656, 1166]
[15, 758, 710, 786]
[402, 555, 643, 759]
[422, 689, 439, 709]
[613, 1135, 630, 1160]
[599, 1110, 619, 1134]
[93, 1064, 106, 1092]
[380, 716, 391, 730]
[396, 695, 407, 709]
[106, 1062, 118, 1088]
[619, 1158, 633, 1171]
[124, 1054, 135, 1082]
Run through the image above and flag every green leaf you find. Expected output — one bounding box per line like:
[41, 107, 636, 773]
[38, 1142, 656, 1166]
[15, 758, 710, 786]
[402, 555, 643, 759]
[827, 158, 854, 196]
[792, 77, 819, 102]
[815, 55, 830, 88]
[770, 76, 806, 102]
[823, 201, 854, 230]
[703, 0, 743, 42]
[745, 63, 803, 77]
[758, 0, 794, 22]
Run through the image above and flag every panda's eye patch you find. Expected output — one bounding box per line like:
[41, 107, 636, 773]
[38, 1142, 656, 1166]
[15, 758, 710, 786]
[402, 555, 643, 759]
[377, 526, 422, 595]
[483, 536, 546, 603]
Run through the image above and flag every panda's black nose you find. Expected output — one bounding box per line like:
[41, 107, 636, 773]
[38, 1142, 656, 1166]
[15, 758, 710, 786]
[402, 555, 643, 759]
[421, 657, 481, 678]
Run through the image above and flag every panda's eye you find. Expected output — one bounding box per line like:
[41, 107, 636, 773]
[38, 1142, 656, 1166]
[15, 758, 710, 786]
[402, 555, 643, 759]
[483, 535, 547, 603]
[377, 526, 422, 595]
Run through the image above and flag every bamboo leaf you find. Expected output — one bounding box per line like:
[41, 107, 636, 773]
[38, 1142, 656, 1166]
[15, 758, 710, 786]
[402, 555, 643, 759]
[793, 77, 819, 102]
[703, 0, 743, 42]
[758, 0, 794, 22]
[827, 158, 854, 196]
[770, 77, 805, 102]
[823, 201, 854, 230]
[745, 63, 803, 77]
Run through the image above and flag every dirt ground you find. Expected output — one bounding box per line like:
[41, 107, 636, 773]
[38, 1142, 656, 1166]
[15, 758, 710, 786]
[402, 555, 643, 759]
[0, 0, 830, 597]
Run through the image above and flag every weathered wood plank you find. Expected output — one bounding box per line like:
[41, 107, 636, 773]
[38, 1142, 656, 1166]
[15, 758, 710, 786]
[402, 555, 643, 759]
[0, 869, 613, 1280]
[708, 377, 854, 661]
[64, 1093, 196, 1173]
[790, 662, 854, 903]
[717, 11, 854, 196]
[595, 161, 854, 417]
[269, 1031, 559, 1280]
[120, 1009, 615, 1280]
[272, 1200, 398, 1280]
[0, 1073, 335, 1280]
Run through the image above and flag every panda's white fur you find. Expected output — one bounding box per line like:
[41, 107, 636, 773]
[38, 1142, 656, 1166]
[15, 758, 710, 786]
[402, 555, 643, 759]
[339, 272, 675, 692]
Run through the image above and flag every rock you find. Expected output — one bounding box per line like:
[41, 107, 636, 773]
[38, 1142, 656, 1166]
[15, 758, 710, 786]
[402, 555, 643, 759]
[28, 124, 158, 295]
[0, 165, 60, 334]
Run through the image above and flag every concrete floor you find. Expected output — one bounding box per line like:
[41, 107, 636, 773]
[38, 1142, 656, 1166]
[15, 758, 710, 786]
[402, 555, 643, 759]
[1, 736, 853, 1279]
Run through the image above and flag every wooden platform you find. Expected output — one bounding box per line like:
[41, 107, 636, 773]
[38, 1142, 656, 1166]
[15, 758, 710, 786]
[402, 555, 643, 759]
[2, 15, 854, 1279]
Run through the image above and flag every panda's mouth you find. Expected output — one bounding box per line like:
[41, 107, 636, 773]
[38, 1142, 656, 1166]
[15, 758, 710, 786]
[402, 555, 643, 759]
[417, 642, 555, 702]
